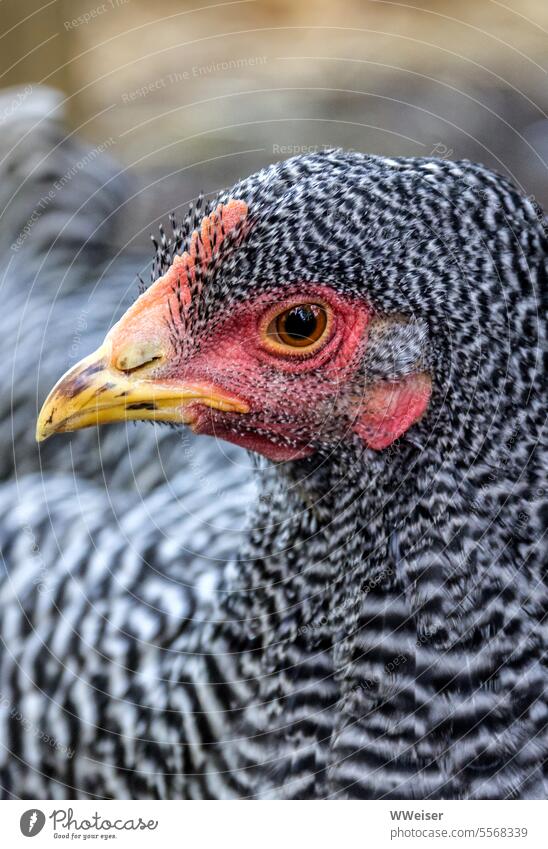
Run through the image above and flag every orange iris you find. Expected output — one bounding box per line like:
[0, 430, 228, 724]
[263, 303, 331, 355]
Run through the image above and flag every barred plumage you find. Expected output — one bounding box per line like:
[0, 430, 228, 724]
[0, 87, 546, 800]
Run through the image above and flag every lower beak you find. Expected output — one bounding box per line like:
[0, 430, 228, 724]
[36, 344, 249, 442]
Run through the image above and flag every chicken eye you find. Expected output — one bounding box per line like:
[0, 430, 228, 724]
[265, 303, 330, 353]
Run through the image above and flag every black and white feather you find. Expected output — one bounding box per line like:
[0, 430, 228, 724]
[0, 87, 546, 800]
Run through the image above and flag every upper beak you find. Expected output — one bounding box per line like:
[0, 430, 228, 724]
[36, 343, 249, 442]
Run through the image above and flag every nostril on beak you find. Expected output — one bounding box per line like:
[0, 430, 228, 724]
[114, 341, 165, 372]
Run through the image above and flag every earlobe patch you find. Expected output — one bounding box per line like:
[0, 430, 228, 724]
[353, 373, 432, 450]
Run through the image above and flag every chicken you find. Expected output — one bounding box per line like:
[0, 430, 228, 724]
[2, 87, 547, 799]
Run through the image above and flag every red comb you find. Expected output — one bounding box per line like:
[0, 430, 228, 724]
[168, 198, 248, 302]
[110, 199, 248, 355]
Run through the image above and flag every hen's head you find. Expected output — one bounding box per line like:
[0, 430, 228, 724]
[38, 150, 535, 464]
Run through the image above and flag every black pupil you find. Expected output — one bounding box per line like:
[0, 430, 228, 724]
[283, 306, 317, 340]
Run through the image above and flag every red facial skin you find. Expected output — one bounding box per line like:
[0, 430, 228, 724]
[103, 199, 430, 461]
[177, 285, 371, 461]
[176, 284, 431, 461]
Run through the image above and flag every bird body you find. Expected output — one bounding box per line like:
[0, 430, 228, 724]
[1, 88, 546, 799]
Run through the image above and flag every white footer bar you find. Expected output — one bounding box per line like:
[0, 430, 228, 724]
[3, 799, 545, 848]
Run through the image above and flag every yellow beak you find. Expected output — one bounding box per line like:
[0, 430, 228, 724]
[36, 344, 249, 442]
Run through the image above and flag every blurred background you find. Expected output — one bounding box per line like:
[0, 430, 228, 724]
[0, 0, 545, 571]
[1, 0, 546, 485]
[2, 0, 547, 233]
[0, 2, 545, 799]
[0, 1, 545, 479]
